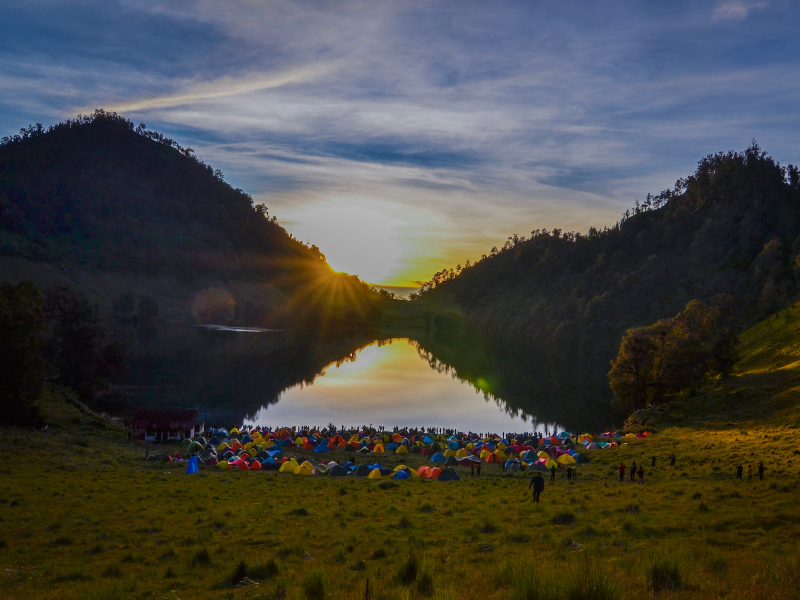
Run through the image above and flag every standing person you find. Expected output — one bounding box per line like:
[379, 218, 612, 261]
[476, 464, 481, 477]
[529, 470, 545, 503]
[747, 464, 753, 480]
[566, 466, 573, 482]
[669, 453, 676, 467]
[758, 463, 766, 480]
[630, 461, 637, 482]
[550, 464, 557, 482]
[470, 464, 475, 477]
[637, 465, 644, 484]
[651, 456, 656, 468]
[619, 463, 626, 482]
[736, 463, 743, 479]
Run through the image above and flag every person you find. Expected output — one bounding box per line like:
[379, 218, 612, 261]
[747, 464, 753, 479]
[145, 449, 149, 460]
[619, 463, 626, 482]
[630, 461, 637, 482]
[651, 456, 656, 468]
[566, 466, 573, 482]
[529, 471, 545, 503]
[470, 464, 475, 477]
[669, 453, 676, 467]
[637, 465, 644, 484]
[476, 464, 481, 477]
[758, 463, 765, 480]
[550, 464, 557, 482]
[736, 463, 743, 479]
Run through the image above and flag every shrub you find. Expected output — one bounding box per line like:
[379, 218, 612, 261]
[650, 558, 682, 592]
[191, 547, 212, 567]
[479, 522, 496, 533]
[378, 481, 398, 490]
[248, 558, 279, 580]
[398, 517, 412, 529]
[397, 553, 419, 585]
[102, 565, 121, 579]
[370, 548, 387, 560]
[552, 512, 576, 525]
[303, 570, 325, 600]
[291, 507, 309, 517]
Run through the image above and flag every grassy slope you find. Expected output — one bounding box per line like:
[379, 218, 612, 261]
[2, 312, 800, 600]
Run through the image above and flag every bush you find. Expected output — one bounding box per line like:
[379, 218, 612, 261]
[378, 481, 398, 490]
[552, 512, 576, 525]
[397, 553, 419, 585]
[191, 547, 212, 567]
[303, 570, 325, 600]
[248, 558, 279, 580]
[650, 558, 682, 592]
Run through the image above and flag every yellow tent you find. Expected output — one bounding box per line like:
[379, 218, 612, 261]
[479, 449, 491, 459]
[537, 451, 550, 459]
[230, 427, 239, 434]
[295, 437, 304, 446]
[217, 442, 229, 453]
[217, 461, 228, 470]
[466, 443, 474, 450]
[263, 440, 275, 448]
[497, 442, 507, 450]
[294, 461, 315, 476]
[397, 445, 409, 454]
[624, 433, 637, 440]
[244, 442, 254, 451]
[367, 468, 385, 479]
[495, 450, 508, 461]
[557, 454, 576, 465]
[394, 464, 409, 471]
[456, 449, 468, 457]
[349, 435, 360, 444]
[280, 458, 299, 473]
[545, 459, 558, 470]
[444, 449, 455, 457]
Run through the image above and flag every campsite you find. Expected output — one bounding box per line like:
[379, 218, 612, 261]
[1, 383, 799, 600]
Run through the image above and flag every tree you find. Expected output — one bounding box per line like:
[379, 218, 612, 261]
[0, 281, 46, 424]
[45, 287, 105, 398]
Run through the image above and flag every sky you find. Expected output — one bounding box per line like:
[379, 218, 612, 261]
[1, 1, 798, 289]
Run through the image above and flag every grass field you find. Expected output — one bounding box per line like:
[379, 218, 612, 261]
[2, 308, 800, 600]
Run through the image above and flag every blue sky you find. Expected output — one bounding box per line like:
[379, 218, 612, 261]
[2, 0, 798, 287]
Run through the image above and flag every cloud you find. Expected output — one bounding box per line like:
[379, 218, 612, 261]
[712, 1, 769, 21]
[96, 62, 341, 113]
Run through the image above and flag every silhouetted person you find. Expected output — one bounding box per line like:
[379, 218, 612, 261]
[619, 463, 626, 482]
[566, 466, 573, 482]
[736, 463, 743, 479]
[550, 465, 557, 482]
[758, 463, 765, 480]
[651, 456, 656, 468]
[529, 471, 545, 503]
[669, 453, 676, 467]
[637, 465, 644, 484]
[630, 461, 637, 482]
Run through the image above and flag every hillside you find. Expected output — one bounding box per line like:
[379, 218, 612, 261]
[0, 111, 385, 333]
[417, 145, 800, 412]
[641, 300, 800, 429]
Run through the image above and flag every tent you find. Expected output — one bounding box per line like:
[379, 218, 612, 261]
[557, 454, 576, 465]
[397, 445, 409, 454]
[438, 467, 460, 481]
[426, 467, 442, 479]
[430, 453, 446, 463]
[505, 459, 521, 472]
[185, 456, 199, 475]
[294, 461, 315, 476]
[314, 443, 330, 453]
[445, 456, 459, 466]
[393, 469, 410, 480]
[368, 468, 385, 479]
[386, 443, 398, 451]
[353, 464, 372, 477]
[328, 465, 347, 476]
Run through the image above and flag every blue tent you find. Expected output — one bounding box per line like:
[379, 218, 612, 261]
[314, 443, 330, 453]
[241, 435, 252, 444]
[393, 470, 410, 480]
[423, 436, 433, 444]
[367, 463, 385, 471]
[185, 456, 199, 475]
[448, 442, 459, 450]
[386, 443, 399, 451]
[438, 467, 460, 481]
[430, 453, 446, 463]
[520, 450, 537, 462]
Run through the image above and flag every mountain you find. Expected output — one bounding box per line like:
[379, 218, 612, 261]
[0, 110, 384, 333]
[416, 145, 800, 415]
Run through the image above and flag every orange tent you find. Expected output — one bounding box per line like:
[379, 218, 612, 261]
[427, 467, 442, 479]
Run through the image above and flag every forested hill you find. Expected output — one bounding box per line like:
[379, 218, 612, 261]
[417, 145, 800, 408]
[0, 110, 325, 278]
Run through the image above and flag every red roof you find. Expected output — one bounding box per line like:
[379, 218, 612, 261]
[129, 408, 199, 430]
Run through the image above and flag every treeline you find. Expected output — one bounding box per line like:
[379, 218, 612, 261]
[0, 110, 326, 280]
[0, 280, 159, 425]
[416, 144, 800, 414]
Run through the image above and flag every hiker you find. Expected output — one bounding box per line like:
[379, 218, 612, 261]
[669, 453, 676, 467]
[470, 464, 475, 477]
[476, 464, 481, 477]
[758, 463, 766, 480]
[651, 456, 656, 468]
[637, 465, 644, 484]
[736, 463, 743, 479]
[550, 464, 557, 482]
[630, 461, 637, 482]
[566, 466, 573, 482]
[529, 471, 545, 503]
[619, 463, 626, 482]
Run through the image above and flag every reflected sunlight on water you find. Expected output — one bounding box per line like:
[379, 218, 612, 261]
[245, 339, 558, 433]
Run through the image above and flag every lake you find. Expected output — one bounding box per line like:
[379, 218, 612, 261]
[244, 338, 560, 434]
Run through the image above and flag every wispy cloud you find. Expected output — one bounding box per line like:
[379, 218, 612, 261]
[712, 0, 769, 21]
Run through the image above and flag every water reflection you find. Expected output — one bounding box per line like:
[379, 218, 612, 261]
[245, 339, 559, 433]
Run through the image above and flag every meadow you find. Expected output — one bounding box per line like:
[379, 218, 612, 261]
[1, 403, 799, 600]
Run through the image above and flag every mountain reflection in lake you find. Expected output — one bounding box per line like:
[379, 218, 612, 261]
[245, 338, 559, 433]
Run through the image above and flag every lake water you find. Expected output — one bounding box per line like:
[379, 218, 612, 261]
[245, 338, 559, 434]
